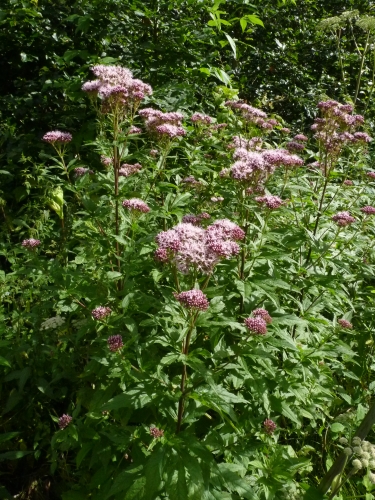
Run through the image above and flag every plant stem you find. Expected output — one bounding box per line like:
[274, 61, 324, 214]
[354, 31, 370, 105]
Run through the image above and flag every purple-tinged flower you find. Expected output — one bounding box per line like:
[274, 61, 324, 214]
[58, 414, 72, 430]
[264, 418, 277, 434]
[101, 155, 112, 166]
[43, 131, 72, 144]
[353, 132, 372, 143]
[119, 163, 142, 177]
[268, 119, 278, 126]
[191, 112, 212, 124]
[332, 211, 356, 227]
[129, 126, 142, 134]
[280, 127, 290, 133]
[343, 180, 353, 186]
[286, 141, 305, 152]
[155, 124, 186, 138]
[219, 168, 230, 177]
[74, 167, 94, 177]
[367, 171, 375, 179]
[338, 319, 353, 329]
[212, 123, 227, 131]
[182, 215, 201, 225]
[82, 80, 101, 94]
[361, 206, 375, 215]
[207, 219, 245, 241]
[150, 426, 164, 438]
[92, 306, 112, 320]
[255, 195, 284, 210]
[22, 238, 41, 249]
[244, 317, 267, 335]
[174, 289, 209, 311]
[182, 176, 200, 186]
[150, 149, 158, 157]
[211, 196, 224, 202]
[253, 308, 272, 324]
[107, 335, 123, 352]
[294, 134, 308, 142]
[122, 198, 150, 213]
[155, 248, 168, 262]
[198, 212, 211, 220]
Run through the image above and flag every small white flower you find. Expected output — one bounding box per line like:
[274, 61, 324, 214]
[352, 459, 362, 469]
[362, 458, 369, 468]
[339, 437, 348, 445]
[353, 446, 362, 455]
[370, 472, 375, 484]
[352, 437, 362, 446]
[40, 316, 65, 330]
[344, 447, 353, 456]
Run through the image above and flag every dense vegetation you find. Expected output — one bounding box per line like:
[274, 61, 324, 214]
[3, 1, 375, 499]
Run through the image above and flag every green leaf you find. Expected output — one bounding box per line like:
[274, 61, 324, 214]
[0, 356, 11, 368]
[0, 432, 20, 443]
[331, 423, 345, 433]
[224, 33, 237, 59]
[106, 271, 122, 280]
[0, 450, 32, 461]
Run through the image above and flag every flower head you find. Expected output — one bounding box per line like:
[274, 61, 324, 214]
[129, 126, 142, 134]
[174, 289, 209, 311]
[361, 206, 375, 215]
[74, 167, 94, 177]
[150, 426, 164, 438]
[191, 112, 212, 124]
[22, 238, 41, 249]
[43, 131, 72, 144]
[122, 198, 150, 213]
[332, 211, 355, 227]
[367, 171, 375, 179]
[343, 180, 353, 186]
[294, 134, 308, 142]
[253, 308, 272, 324]
[101, 155, 112, 166]
[244, 316, 267, 335]
[255, 195, 284, 210]
[107, 335, 123, 352]
[92, 306, 112, 320]
[263, 419, 277, 434]
[338, 319, 353, 329]
[58, 414, 72, 430]
[119, 163, 142, 177]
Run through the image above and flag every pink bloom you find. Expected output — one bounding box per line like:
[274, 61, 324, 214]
[253, 308, 272, 324]
[155, 124, 186, 138]
[43, 131, 72, 144]
[92, 306, 112, 320]
[150, 149, 158, 157]
[191, 112, 212, 124]
[119, 163, 142, 177]
[361, 206, 375, 215]
[182, 215, 201, 225]
[211, 196, 224, 202]
[74, 167, 94, 176]
[150, 427, 164, 438]
[343, 180, 353, 186]
[255, 195, 284, 210]
[332, 211, 355, 227]
[129, 126, 142, 134]
[174, 289, 209, 311]
[280, 127, 290, 133]
[82, 80, 101, 94]
[182, 176, 200, 185]
[294, 134, 308, 142]
[101, 155, 112, 166]
[353, 132, 372, 143]
[122, 198, 150, 213]
[286, 141, 305, 152]
[264, 419, 277, 434]
[198, 212, 211, 220]
[58, 414, 72, 430]
[22, 238, 41, 249]
[367, 172, 375, 179]
[107, 335, 123, 352]
[338, 319, 353, 329]
[244, 317, 267, 335]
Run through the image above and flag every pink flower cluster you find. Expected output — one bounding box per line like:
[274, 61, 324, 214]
[211, 196, 224, 202]
[312, 100, 371, 153]
[43, 131, 72, 144]
[107, 335, 123, 352]
[182, 176, 201, 187]
[255, 195, 284, 210]
[22, 238, 41, 249]
[58, 414, 72, 430]
[155, 219, 244, 274]
[139, 108, 186, 138]
[150, 427, 164, 438]
[74, 167, 94, 177]
[101, 155, 112, 166]
[264, 418, 277, 434]
[225, 101, 278, 129]
[361, 206, 375, 215]
[332, 211, 355, 227]
[174, 289, 209, 311]
[122, 198, 150, 213]
[191, 112, 213, 124]
[286, 141, 305, 152]
[82, 65, 152, 108]
[367, 172, 375, 179]
[182, 213, 210, 225]
[343, 180, 353, 186]
[244, 308, 272, 335]
[92, 306, 112, 320]
[119, 163, 142, 177]
[129, 126, 142, 134]
[338, 319, 353, 329]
